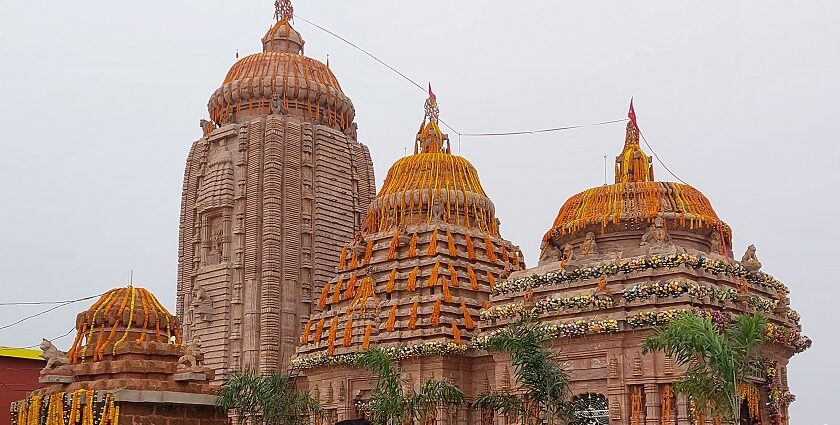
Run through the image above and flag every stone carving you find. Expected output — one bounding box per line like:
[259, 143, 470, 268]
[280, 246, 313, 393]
[664, 355, 675, 375]
[327, 382, 334, 402]
[579, 232, 598, 256]
[344, 122, 358, 140]
[608, 356, 619, 379]
[561, 244, 575, 262]
[338, 381, 347, 401]
[539, 237, 563, 263]
[39, 339, 70, 371]
[709, 231, 723, 255]
[192, 286, 213, 321]
[640, 216, 670, 246]
[430, 198, 444, 223]
[271, 92, 289, 115]
[200, 119, 216, 137]
[740, 244, 762, 272]
[632, 352, 642, 376]
[178, 338, 205, 369]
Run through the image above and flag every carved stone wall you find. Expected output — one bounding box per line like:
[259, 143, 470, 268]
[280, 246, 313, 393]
[177, 115, 374, 382]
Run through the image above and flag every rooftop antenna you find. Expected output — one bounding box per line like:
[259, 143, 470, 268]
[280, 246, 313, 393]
[235, 49, 239, 59]
[129, 269, 134, 287]
[326, 53, 330, 68]
[603, 154, 608, 185]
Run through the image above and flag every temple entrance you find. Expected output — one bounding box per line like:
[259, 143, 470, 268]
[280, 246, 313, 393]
[739, 399, 760, 425]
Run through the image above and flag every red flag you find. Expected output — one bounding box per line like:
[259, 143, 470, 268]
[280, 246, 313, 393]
[428, 83, 436, 101]
[628, 97, 638, 129]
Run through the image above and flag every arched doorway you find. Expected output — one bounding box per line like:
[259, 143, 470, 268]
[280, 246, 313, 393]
[570, 393, 610, 425]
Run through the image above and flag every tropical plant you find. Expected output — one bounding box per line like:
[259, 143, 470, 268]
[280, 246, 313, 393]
[474, 319, 573, 425]
[642, 312, 767, 423]
[356, 348, 466, 425]
[217, 370, 322, 425]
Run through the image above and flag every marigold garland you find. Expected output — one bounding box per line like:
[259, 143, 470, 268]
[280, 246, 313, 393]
[502, 245, 510, 262]
[327, 317, 338, 355]
[461, 302, 475, 330]
[364, 240, 374, 264]
[494, 253, 790, 297]
[332, 279, 343, 304]
[442, 276, 453, 303]
[486, 271, 496, 288]
[447, 230, 457, 256]
[428, 260, 441, 287]
[349, 253, 359, 270]
[343, 318, 353, 347]
[408, 233, 418, 257]
[344, 274, 358, 300]
[409, 301, 419, 329]
[387, 229, 400, 260]
[452, 323, 462, 344]
[386, 305, 397, 331]
[484, 236, 497, 262]
[432, 299, 442, 326]
[301, 320, 313, 345]
[428, 229, 439, 255]
[386, 268, 397, 293]
[467, 266, 479, 290]
[407, 266, 419, 291]
[313, 318, 326, 344]
[362, 324, 372, 349]
[338, 246, 348, 270]
[448, 262, 460, 287]
[465, 234, 476, 260]
[318, 284, 330, 308]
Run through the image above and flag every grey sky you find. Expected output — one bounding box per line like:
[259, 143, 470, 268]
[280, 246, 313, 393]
[1, 1, 837, 422]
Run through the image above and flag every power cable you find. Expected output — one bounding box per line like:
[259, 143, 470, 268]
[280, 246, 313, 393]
[0, 294, 102, 307]
[297, 15, 625, 139]
[0, 294, 103, 331]
[638, 129, 689, 185]
[459, 118, 627, 137]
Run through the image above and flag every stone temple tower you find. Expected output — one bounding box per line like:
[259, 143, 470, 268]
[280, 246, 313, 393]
[292, 92, 525, 424]
[176, 1, 376, 382]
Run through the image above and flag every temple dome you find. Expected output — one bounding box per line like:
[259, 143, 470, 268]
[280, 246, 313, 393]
[363, 120, 499, 236]
[68, 286, 182, 363]
[543, 121, 731, 250]
[208, 18, 355, 130]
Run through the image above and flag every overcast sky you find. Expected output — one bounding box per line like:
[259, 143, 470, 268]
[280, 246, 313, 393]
[1, 1, 837, 422]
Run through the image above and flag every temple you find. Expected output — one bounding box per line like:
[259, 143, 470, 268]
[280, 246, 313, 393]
[482, 116, 808, 425]
[10, 287, 228, 425]
[10, 2, 810, 425]
[293, 91, 524, 423]
[175, 0, 376, 382]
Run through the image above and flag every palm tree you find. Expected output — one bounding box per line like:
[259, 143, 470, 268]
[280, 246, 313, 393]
[642, 312, 767, 423]
[217, 370, 322, 425]
[474, 319, 573, 425]
[356, 348, 466, 425]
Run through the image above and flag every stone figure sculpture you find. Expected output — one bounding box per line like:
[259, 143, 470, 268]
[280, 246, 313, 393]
[710, 231, 724, 255]
[178, 338, 204, 368]
[39, 339, 70, 371]
[741, 244, 762, 272]
[561, 244, 575, 263]
[580, 231, 598, 256]
[640, 216, 670, 246]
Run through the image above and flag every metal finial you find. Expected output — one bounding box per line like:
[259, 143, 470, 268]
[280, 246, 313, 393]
[274, 0, 294, 22]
